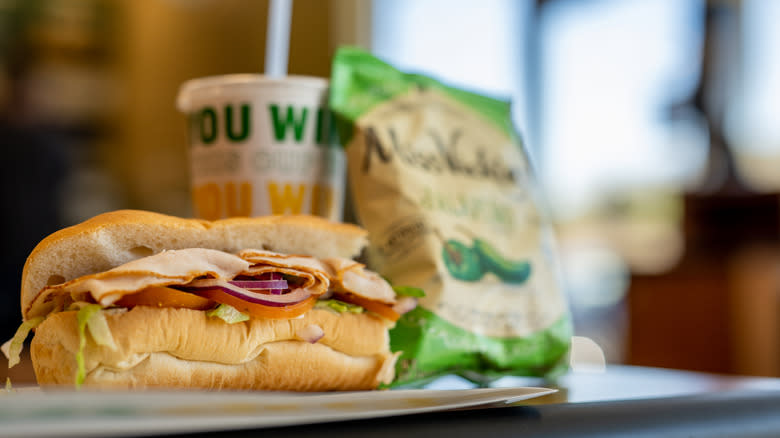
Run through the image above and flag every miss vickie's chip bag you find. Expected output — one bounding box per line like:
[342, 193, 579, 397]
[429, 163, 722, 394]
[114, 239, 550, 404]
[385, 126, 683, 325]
[329, 48, 572, 386]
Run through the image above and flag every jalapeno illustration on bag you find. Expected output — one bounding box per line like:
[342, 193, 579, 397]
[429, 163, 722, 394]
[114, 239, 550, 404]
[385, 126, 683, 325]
[473, 238, 532, 284]
[441, 239, 484, 282]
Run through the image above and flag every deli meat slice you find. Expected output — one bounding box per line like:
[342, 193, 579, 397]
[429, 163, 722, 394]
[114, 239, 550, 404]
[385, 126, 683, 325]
[28, 248, 251, 318]
[237, 249, 331, 296]
[324, 258, 396, 305]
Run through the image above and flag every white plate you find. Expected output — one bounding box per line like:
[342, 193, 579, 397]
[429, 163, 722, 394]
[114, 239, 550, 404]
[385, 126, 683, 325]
[0, 386, 555, 437]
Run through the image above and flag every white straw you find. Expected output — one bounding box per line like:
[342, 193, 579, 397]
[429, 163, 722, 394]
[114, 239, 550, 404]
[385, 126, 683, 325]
[265, 0, 293, 77]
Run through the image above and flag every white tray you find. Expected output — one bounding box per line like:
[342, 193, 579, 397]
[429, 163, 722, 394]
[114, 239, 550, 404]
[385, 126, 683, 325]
[0, 386, 555, 437]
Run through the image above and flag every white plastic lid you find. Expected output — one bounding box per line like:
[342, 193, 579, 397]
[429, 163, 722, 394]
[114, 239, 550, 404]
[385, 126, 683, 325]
[176, 74, 328, 112]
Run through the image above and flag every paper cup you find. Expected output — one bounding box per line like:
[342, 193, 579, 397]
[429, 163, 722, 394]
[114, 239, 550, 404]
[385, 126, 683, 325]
[177, 74, 345, 221]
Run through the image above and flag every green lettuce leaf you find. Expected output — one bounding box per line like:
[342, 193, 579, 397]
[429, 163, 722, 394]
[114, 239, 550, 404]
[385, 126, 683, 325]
[74, 304, 120, 388]
[86, 309, 118, 351]
[206, 304, 250, 324]
[392, 285, 426, 298]
[314, 299, 364, 314]
[75, 304, 101, 387]
[1, 316, 45, 368]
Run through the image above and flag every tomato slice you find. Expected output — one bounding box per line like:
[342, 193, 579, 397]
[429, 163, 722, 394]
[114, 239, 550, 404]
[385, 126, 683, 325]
[196, 288, 316, 319]
[115, 286, 215, 310]
[336, 293, 400, 322]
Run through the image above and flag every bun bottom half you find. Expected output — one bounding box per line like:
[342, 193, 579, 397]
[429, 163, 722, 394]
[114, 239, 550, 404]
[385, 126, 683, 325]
[30, 307, 398, 391]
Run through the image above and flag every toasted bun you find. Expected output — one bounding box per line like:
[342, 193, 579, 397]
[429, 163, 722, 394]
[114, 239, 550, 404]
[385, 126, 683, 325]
[21, 210, 367, 320]
[30, 307, 397, 391]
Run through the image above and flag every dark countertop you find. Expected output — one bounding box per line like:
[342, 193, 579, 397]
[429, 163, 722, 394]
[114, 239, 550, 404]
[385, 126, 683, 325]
[184, 365, 780, 438]
[193, 389, 777, 438]
[4, 357, 780, 437]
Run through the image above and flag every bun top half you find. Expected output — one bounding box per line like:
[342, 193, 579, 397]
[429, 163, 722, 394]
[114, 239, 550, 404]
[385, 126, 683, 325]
[21, 210, 368, 319]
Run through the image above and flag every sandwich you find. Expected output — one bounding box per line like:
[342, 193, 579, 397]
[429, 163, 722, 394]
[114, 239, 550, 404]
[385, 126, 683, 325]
[2, 210, 419, 391]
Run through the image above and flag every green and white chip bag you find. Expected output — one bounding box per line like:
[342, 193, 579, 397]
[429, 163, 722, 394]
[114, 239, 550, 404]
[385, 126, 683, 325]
[329, 47, 572, 387]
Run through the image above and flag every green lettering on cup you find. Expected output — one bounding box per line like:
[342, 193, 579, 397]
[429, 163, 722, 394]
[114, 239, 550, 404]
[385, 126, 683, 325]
[200, 107, 218, 144]
[225, 104, 251, 142]
[269, 104, 308, 143]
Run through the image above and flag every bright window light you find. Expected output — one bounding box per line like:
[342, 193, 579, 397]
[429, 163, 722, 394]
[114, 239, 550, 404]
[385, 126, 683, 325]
[371, 0, 531, 146]
[539, 0, 705, 217]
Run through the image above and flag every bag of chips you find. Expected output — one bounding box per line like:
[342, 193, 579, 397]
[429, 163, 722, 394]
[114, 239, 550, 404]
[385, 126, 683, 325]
[330, 47, 572, 386]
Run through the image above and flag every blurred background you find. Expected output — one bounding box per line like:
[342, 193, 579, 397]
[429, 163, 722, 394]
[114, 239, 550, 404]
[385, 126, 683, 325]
[0, 0, 777, 378]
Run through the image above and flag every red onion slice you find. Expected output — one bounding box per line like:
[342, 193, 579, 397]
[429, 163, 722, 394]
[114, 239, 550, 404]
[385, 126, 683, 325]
[228, 279, 288, 290]
[392, 296, 418, 315]
[183, 279, 311, 307]
[297, 324, 324, 343]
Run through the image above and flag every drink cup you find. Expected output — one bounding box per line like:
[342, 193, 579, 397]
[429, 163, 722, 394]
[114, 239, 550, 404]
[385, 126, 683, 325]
[177, 74, 345, 221]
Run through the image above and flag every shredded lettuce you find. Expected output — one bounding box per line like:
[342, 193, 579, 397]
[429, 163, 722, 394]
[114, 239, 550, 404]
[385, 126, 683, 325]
[76, 305, 97, 387]
[206, 304, 250, 324]
[76, 304, 119, 388]
[315, 299, 364, 314]
[392, 285, 426, 298]
[1, 316, 45, 368]
[88, 311, 118, 352]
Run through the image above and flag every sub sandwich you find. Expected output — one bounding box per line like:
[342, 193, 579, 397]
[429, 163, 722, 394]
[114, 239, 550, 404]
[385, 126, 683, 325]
[3, 210, 419, 391]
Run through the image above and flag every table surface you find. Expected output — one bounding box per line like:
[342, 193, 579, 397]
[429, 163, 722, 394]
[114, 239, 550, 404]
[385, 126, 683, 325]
[4, 354, 780, 438]
[506, 364, 780, 403]
[201, 366, 780, 438]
